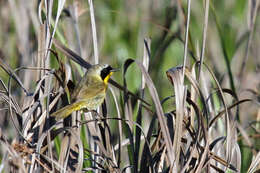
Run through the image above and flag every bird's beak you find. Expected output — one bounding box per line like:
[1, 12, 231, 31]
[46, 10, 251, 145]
[111, 67, 120, 72]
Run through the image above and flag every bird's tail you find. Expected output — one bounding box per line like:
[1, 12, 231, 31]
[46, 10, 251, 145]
[51, 101, 85, 120]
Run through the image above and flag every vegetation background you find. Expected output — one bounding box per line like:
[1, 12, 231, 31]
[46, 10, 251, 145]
[0, 0, 259, 172]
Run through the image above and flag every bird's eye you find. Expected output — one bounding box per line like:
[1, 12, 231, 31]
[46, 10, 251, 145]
[100, 66, 112, 80]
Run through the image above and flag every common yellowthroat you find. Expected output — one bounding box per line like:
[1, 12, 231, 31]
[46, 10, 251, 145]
[51, 64, 118, 120]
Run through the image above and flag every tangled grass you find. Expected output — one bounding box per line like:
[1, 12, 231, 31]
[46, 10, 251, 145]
[0, 0, 259, 172]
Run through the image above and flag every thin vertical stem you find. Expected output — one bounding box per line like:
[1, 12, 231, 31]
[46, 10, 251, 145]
[88, 0, 99, 64]
[198, 0, 210, 79]
[238, 0, 259, 84]
[182, 0, 191, 83]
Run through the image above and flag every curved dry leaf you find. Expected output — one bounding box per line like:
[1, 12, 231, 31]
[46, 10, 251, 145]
[0, 59, 28, 95]
[36, 126, 83, 172]
[209, 99, 252, 127]
[166, 66, 187, 170]
[136, 61, 175, 164]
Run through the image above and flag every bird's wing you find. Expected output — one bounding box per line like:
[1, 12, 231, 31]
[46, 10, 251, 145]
[75, 83, 105, 100]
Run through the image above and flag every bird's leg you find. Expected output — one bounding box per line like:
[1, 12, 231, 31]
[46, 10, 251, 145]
[82, 108, 90, 113]
[90, 110, 99, 116]
[81, 109, 99, 117]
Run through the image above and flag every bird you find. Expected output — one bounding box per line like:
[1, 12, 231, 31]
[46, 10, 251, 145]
[51, 64, 118, 120]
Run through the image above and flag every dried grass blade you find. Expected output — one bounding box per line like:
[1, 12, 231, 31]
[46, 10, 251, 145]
[232, 143, 242, 172]
[45, 0, 65, 64]
[181, 96, 203, 172]
[84, 113, 111, 158]
[198, 0, 210, 79]
[53, 39, 92, 69]
[44, 74, 54, 170]
[88, 0, 99, 63]
[68, 128, 84, 173]
[195, 141, 209, 173]
[37, 126, 83, 172]
[37, 153, 65, 172]
[136, 61, 174, 163]
[209, 99, 251, 127]
[140, 116, 156, 172]
[247, 151, 260, 173]
[24, 92, 62, 141]
[134, 38, 151, 172]
[182, 0, 191, 81]
[202, 62, 236, 164]
[209, 150, 238, 171]
[190, 64, 198, 127]
[237, 123, 254, 152]
[37, 0, 43, 24]
[0, 59, 28, 95]
[209, 164, 225, 173]
[109, 87, 122, 168]
[238, 0, 260, 81]
[22, 71, 59, 135]
[183, 68, 209, 117]
[166, 66, 187, 170]
[109, 79, 151, 106]
[123, 59, 135, 130]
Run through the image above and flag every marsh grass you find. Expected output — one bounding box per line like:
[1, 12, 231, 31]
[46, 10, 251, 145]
[0, 0, 259, 172]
